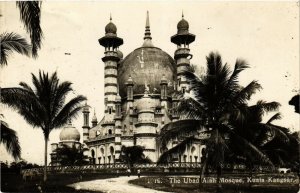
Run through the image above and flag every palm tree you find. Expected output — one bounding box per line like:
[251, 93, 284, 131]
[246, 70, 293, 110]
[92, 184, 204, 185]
[55, 144, 89, 166]
[16, 1, 43, 58]
[120, 146, 152, 168]
[0, 119, 21, 160]
[1, 71, 86, 181]
[158, 52, 273, 189]
[0, 32, 31, 66]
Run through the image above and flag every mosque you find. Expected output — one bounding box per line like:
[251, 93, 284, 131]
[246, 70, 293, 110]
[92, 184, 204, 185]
[51, 12, 207, 166]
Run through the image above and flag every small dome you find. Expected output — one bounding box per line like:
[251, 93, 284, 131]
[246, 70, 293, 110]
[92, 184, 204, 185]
[59, 122, 80, 142]
[177, 18, 189, 34]
[105, 22, 117, 34]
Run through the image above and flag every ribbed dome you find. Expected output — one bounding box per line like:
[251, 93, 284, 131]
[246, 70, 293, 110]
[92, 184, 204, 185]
[59, 122, 80, 142]
[105, 22, 117, 34]
[118, 47, 176, 97]
[177, 18, 189, 34]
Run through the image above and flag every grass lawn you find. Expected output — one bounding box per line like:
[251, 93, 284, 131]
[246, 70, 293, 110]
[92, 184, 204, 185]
[1, 172, 117, 193]
[129, 174, 299, 193]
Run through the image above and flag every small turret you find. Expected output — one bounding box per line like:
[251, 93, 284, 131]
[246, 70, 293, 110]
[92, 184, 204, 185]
[91, 109, 98, 127]
[82, 102, 90, 142]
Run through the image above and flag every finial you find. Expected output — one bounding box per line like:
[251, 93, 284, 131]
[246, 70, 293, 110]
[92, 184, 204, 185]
[146, 11, 150, 27]
[182, 10, 184, 18]
[143, 11, 153, 46]
[94, 108, 96, 115]
[110, 13, 112, 21]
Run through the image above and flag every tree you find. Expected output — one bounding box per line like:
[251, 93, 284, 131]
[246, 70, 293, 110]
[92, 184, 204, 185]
[289, 94, 299, 114]
[0, 119, 21, 160]
[120, 146, 152, 168]
[55, 144, 89, 166]
[1, 71, 86, 181]
[158, 52, 273, 189]
[0, 32, 31, 66]
[0, 1, 42, 66]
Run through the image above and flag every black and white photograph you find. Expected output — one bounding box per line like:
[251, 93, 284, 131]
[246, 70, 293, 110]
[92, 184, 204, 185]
[0, 1, 299, 193]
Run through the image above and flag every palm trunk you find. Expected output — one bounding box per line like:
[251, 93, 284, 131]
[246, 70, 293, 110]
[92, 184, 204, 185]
[199, 158, 207, 189]
[44, 138, 48, 182]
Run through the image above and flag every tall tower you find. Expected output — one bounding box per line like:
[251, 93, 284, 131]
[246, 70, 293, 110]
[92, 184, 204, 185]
[98, 16, 123, 133]
[82, 102, 90, 143]
[171, 13, 195, 93]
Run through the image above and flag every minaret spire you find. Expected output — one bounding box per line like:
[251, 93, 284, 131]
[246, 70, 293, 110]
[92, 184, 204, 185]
[142, 11, 154, 47]
[144, 11, 152, 40]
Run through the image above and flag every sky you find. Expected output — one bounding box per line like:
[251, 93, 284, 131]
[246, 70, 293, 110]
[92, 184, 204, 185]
[0, 1, 299, 165]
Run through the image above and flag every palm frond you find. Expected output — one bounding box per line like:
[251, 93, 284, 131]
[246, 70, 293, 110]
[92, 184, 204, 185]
[0, 32, 31, 66]
[0, 121, 21, 160]
[16, 1, 43, 57]
[226, 59, 249, 90]
[176, 97, 206, 119]
[158, 119, 203, 146]
[51, 96, 86, 129]
[234, 81, 262, 104]
[157, 137, 198, 164]
[229, 130, 273, 165]
[266, 113, 281, 124]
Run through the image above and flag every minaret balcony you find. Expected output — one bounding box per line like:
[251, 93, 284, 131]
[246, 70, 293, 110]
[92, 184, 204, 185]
[102, 51, 120, 62]
[104, 51, 118, 57]
[175, 47, 190, 55]
[135, 121, 158, 127]
[174, 48, 192, 60]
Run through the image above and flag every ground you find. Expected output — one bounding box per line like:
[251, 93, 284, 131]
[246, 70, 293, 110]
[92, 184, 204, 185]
[68, 176, 168, 193]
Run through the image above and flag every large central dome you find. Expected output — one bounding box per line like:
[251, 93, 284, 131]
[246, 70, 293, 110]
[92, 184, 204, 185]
[118, 47, 176, 97]
[118, 12, 176, 97]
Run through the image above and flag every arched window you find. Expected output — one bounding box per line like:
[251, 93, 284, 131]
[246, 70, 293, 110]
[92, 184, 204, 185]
[110, 146, 114, 155]
[108, 129, 112, 135]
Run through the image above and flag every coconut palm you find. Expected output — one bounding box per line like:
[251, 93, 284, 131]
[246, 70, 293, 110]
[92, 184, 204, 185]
[0, 119, 21, 160]
[0, 71, 86, 181]
[158, 52, 273, 189]
[16, 1, 43, 57]
[0, 32, 31, 66]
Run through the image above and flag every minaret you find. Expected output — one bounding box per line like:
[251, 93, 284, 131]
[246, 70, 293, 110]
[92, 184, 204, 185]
[171, 13, 195, 93]
[98, 15, 123, 128]
[82, 102, 90, 142]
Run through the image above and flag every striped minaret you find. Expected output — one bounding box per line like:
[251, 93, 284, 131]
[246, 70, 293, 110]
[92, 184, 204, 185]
[171, 13, 195, 93]
[99, 16, 123, 123]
